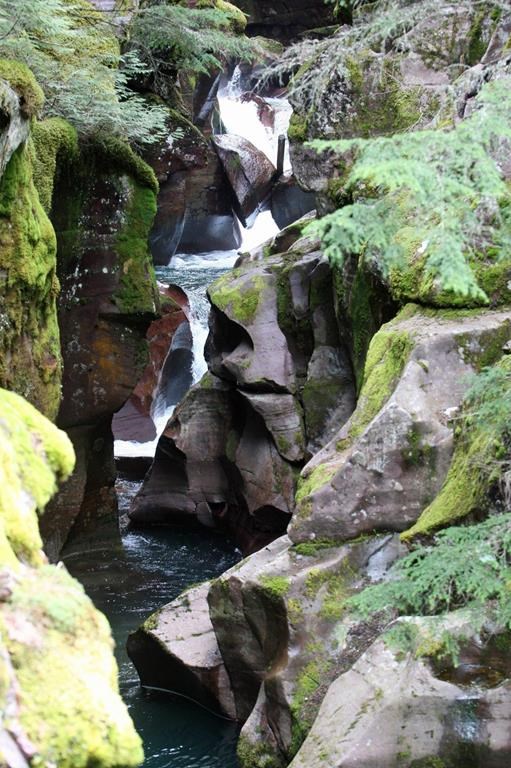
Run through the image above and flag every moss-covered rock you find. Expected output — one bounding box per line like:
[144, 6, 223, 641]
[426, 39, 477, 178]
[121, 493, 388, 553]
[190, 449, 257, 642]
[0, 389, 143, 766]
[0, 141, 62, 419]
[0, 59, 44, 119]
[290, 306, 511, 544]
[0, 389, 73, 565]
[32, 117, 78, 212]
[402, 354, 511, 539]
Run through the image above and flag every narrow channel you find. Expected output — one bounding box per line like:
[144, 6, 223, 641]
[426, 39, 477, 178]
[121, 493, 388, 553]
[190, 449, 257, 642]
[64, 69, 291, 767]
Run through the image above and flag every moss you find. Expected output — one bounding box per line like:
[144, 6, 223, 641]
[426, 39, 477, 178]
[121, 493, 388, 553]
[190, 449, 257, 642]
[89, 134, 158, 194]
[0, 59, 44, 117]
[401, 430, 493, 540]
[455, 321, 511, 371]
[304, 565, 350, 620]
[287, 112, 309, 143]
[209, 273, 264, 325]
[0, 388, 74, 565]
[114, 180, 158, 315]
[31, 118, 78, 212]
[237, 734, 283, 768]
[260, 575, 290, 600]
[142, 612, 159, 632]
[0, 143, 62, 418]
[343, 55, 430, 139]
[296, 463, 337, 505]
[292, 539, 337, 556]
[467, 10, 489, 65]
[349, 321, 413, 441]
[0, 391, 142, 766]
[474, 260, 511, 306]
[289, 651, 334, 758]
[2, 567, 143, 767]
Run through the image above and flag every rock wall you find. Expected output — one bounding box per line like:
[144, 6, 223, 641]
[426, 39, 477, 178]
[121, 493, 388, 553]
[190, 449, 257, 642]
[0, 388, 143, 767]
[233, 0, 335, 41]
[41, 137, 160, 559]
[0, 64, 61, 420]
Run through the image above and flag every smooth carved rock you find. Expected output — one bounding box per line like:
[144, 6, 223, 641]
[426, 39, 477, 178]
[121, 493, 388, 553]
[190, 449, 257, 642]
[209, 534, 403, 762]
[44, 161, 158, 557]
[113, 286, 191, 443]
[127, 582, 236, 719]
[212, 133, 276, 226]
[207, 263, 296, 392]
[289, 633, 511, 768]
[129, 375, 296, 551]
[291, 307, 511, 544]
[239, 392, 305, 462]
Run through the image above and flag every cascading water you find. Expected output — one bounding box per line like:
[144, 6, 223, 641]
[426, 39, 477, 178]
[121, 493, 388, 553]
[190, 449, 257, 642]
[70, 66, 293, 768]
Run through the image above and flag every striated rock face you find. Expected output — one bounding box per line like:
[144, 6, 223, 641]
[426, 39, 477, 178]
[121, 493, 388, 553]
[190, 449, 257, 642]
[0, 389, 143, 767]
[41, 140, 160, 559]
[129, 218, 356, 551]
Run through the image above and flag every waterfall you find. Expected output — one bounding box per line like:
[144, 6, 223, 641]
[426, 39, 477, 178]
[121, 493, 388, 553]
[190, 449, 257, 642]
[216, 64, 293, 173]
[116, 67, 292, 459]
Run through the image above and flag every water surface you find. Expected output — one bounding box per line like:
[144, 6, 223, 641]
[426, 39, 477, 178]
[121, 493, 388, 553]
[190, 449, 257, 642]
[64, 479, 241, 768]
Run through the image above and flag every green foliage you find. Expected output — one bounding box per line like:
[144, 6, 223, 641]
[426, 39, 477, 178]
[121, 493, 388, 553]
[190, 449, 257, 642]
[349, 512, 511, 633]
[129, 1, 256, 79]
[0, 0, 167, 145]
[403, 355, 511, 538]
[307, 78, 511, 303]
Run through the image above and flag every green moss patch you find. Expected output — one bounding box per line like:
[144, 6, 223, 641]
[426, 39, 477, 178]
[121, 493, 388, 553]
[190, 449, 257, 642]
[210, 273, 264, 325]
[0, 143, 62, 417]
[32, 117, 78, 212]
[0, 59, 44, 117]
[0, 388, 74, 564]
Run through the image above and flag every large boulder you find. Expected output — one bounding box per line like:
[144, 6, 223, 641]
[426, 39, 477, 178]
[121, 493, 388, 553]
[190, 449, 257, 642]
[291, 305, 511, 545]
[0, 389, 143, 767]
[289, 623, 511, 768]
[127, 581, 237, 719]
[287, 2, 503, 203]
[212, 133, 276, 225]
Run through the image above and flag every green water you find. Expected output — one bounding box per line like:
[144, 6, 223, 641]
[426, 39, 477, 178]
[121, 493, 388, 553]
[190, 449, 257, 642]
[64, 479, 241, 768]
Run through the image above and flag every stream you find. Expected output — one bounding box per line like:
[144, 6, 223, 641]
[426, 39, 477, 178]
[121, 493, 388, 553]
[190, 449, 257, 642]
[64, 481, 241, 768]
[65, 67, 291, 767]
